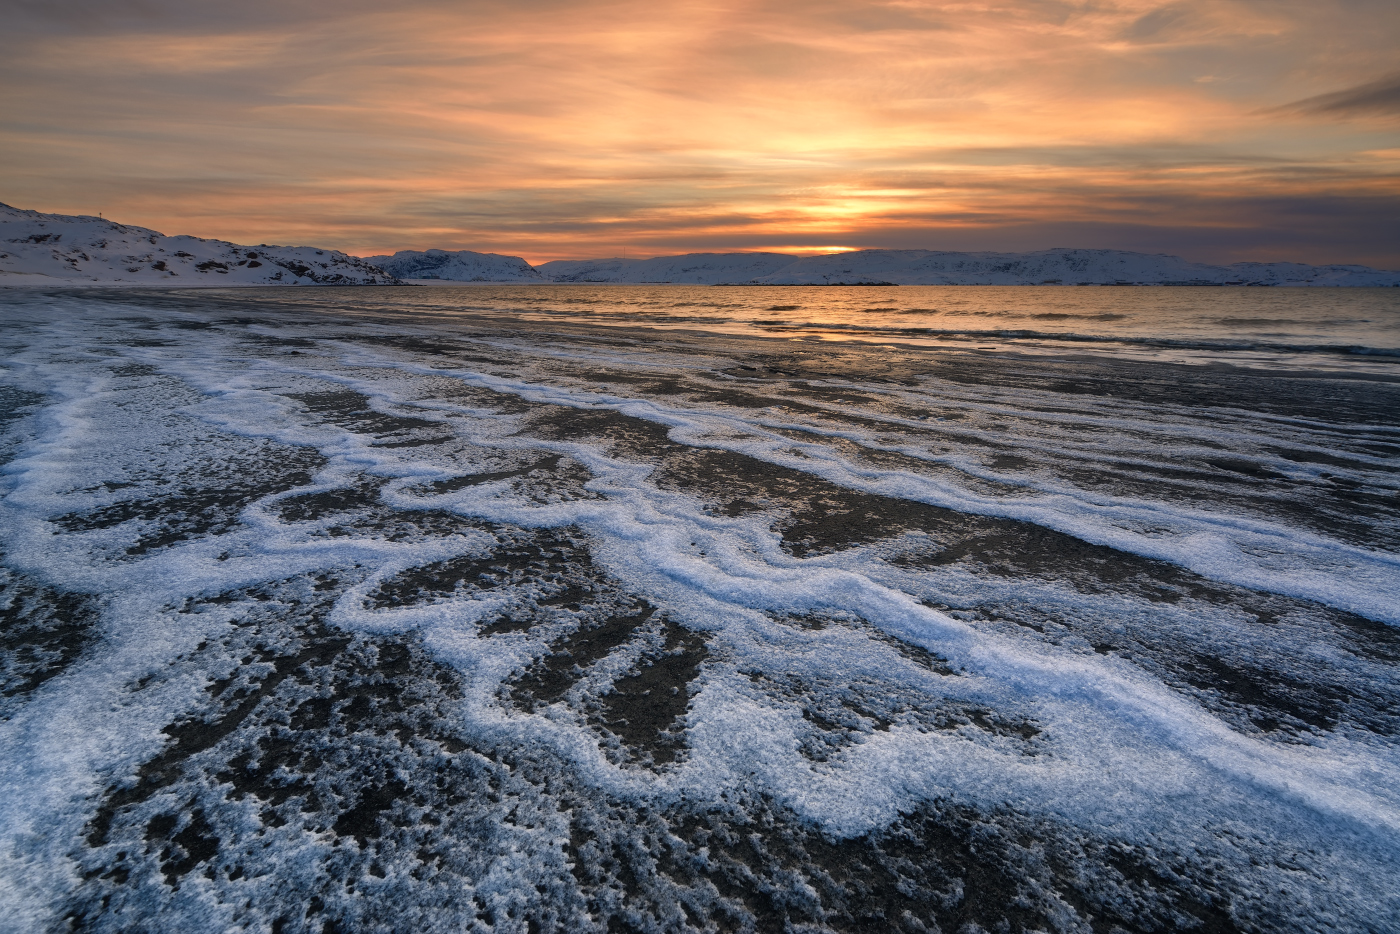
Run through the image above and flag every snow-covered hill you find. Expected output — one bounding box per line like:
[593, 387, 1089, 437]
[750, 249, 1400, 286]
[1218, 261, 1400, 287]
[533, 258, 643, 282]
[538, 253, 796, 283]
[538, 248, 1400, 286]
[0, 203, 398, 286]
[363, 249, 543, 282]
[7, 200, 1394, 288]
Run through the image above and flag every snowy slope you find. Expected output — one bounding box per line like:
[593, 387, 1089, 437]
[0, 203, 398, 286]
[751, 248, 1400, 286]
[755, 248, 1217, 285]
[1221, 261, 1400, 287]
[537, 253, 796, 284]
[535, 258, 646, 282]
[537, 248, 1400, 286]
[8, 199, 1394, 288]
[363, 249, 544, 282]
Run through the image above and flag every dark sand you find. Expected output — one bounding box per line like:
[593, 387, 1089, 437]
[2, 287, 1398, 933]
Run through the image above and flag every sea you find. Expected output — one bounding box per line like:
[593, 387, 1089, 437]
[319, 282, 1400, 372]
[1, 284, 1397, 933]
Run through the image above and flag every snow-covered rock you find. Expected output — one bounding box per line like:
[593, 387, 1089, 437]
[362, 249, 544, 282]
[537, 248, 1400, 286]
[0, 203, 399, 286]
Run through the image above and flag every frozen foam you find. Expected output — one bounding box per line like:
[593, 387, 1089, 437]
[1, 291, 1397, 930]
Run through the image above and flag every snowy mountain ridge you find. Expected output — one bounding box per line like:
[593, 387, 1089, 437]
[363, 248, 544, 282]
[4, 202, 1396, 287]
[0, 203, 398, 286]
[538, 252, 798, 284]
[534, 248, 1400, 287]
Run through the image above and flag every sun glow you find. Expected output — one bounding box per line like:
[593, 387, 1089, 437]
[3, 1, 1398, 265]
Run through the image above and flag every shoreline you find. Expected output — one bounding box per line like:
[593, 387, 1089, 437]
[8, 283, 1400, 379]
[2, 288, 1397, 932]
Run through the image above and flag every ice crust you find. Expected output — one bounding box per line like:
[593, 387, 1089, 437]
[1, 290, 1398, 932]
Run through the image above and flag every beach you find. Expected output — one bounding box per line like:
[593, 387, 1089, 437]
[2, 285, 1398, 933]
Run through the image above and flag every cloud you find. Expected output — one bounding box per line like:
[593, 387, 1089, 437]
[1, 0, 1398, 266]
[1273, 71, 1400, 117]
[1124, 3, 1191, 41]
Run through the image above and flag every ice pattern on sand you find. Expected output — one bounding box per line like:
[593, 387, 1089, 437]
[0, 288, 1398, 933]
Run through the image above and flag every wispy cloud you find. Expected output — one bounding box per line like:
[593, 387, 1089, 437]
[1273, 71, 1400, 117]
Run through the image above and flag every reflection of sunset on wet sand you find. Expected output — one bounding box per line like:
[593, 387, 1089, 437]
[3, 1, 1398, 264]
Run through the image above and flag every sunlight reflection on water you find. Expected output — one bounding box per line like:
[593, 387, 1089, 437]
[239, 283, 1400, 373]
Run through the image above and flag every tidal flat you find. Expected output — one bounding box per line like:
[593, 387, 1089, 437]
[1, 285, 1398, 933]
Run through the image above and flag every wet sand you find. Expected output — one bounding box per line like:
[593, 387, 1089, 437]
[2, 287, 1398, 933]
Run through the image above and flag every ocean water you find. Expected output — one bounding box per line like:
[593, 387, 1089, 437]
[273, 283, 1400, 372]
[1, 285, 1398, 933]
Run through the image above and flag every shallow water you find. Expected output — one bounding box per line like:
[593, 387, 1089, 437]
[1, 285, 1398, 933]
[248, 283, 1400, 374]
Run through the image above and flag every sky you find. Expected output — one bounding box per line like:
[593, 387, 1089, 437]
[2, 0, 1398, 266]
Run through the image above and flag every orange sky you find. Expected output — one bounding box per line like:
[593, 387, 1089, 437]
[3, 1, 1398, 265]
